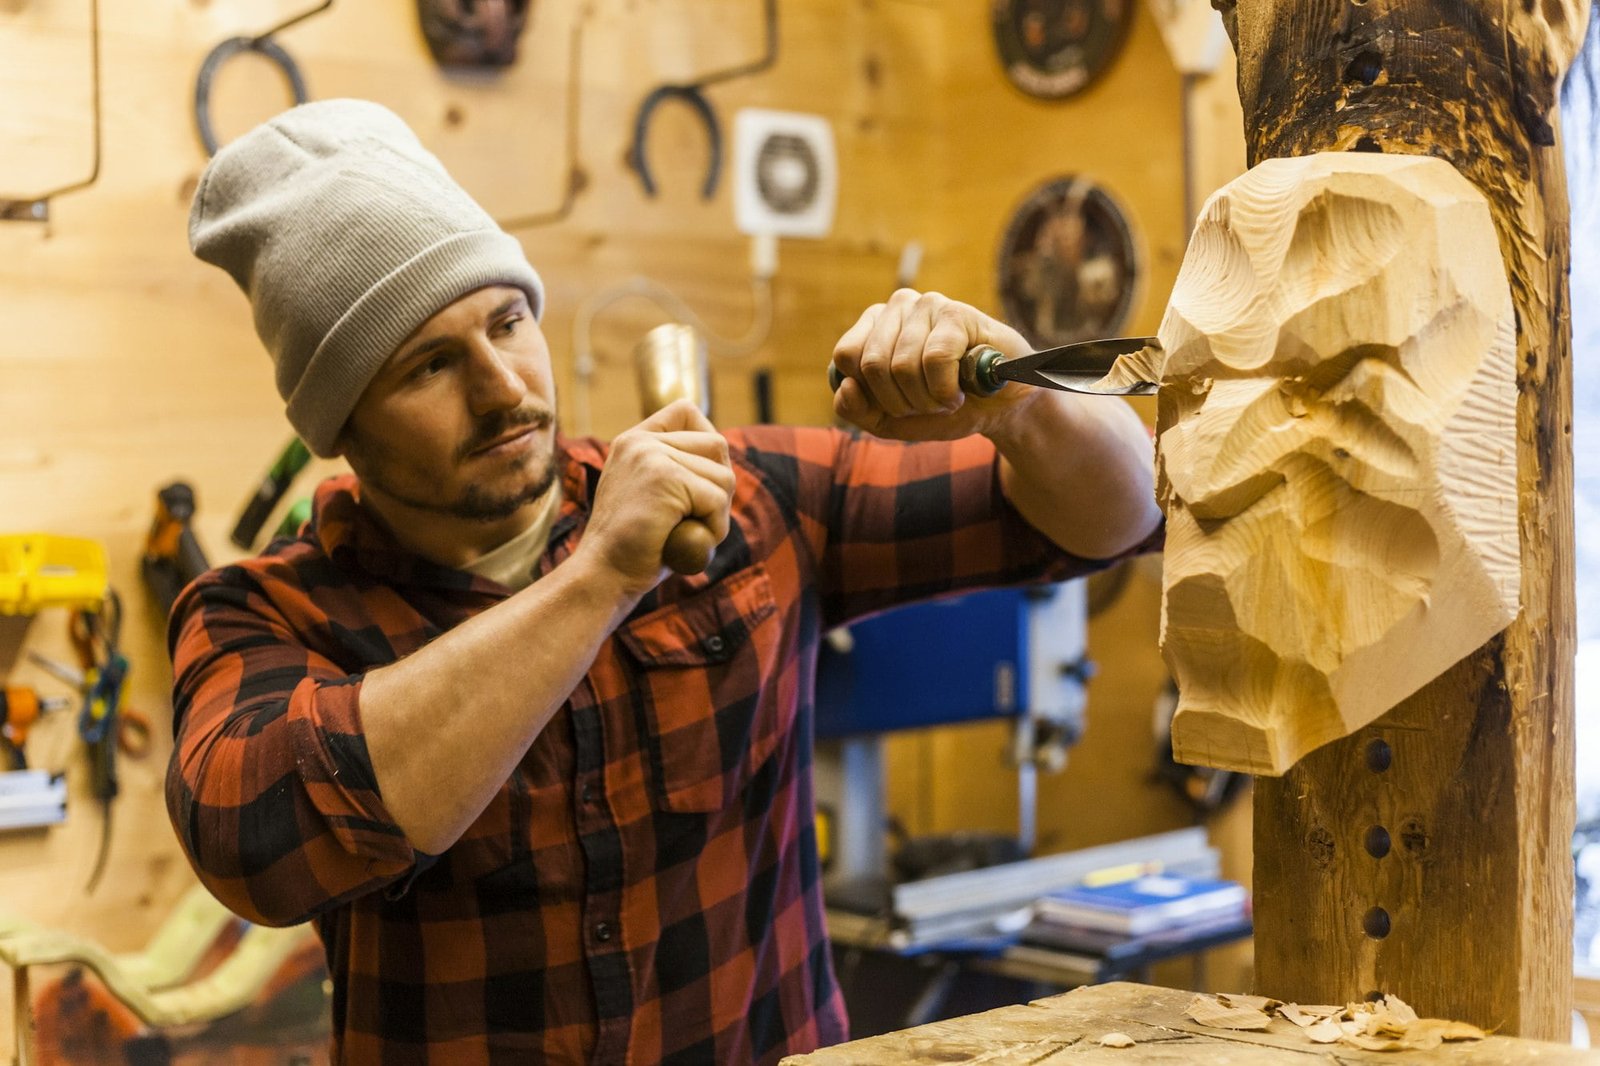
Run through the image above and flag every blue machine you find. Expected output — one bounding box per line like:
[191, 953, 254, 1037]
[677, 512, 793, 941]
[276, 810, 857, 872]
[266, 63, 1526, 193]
[816, 586, 1069, 738]
[811, 580, 1092, 885]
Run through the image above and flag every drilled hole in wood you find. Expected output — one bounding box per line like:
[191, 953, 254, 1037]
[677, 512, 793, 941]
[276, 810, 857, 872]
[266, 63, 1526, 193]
[1365, 738, 1392, 772]
[1365, 825, 1391, 858]
[1343, 49, 1383, 85]
[1363, 907, 1391, 939]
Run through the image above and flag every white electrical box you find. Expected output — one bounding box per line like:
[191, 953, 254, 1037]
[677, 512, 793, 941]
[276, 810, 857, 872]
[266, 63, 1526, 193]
[733, 109, 838, 239]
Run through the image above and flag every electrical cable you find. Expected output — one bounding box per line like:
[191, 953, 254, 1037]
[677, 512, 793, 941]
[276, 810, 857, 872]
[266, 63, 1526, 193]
[499, 6, 589, 229]
[570, 255, 775, 435]
[0, 0, 102, 220]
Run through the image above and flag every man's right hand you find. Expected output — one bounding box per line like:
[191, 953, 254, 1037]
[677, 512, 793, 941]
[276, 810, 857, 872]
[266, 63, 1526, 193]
[579, 400, 735, 595]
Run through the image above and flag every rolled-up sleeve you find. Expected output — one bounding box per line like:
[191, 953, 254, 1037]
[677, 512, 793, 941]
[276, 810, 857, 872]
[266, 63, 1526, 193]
[165, 567, 424, 927]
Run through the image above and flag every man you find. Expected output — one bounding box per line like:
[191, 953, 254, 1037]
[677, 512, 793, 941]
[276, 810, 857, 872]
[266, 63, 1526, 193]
[168, 99, 1160, 1065]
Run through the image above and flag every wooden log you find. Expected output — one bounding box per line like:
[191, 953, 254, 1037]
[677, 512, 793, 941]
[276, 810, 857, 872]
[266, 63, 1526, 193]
[1209, 0, 1588, 1039]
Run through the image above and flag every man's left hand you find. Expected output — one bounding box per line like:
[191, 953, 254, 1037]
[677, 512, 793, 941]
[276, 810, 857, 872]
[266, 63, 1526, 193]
[830, 289, 1036, 441]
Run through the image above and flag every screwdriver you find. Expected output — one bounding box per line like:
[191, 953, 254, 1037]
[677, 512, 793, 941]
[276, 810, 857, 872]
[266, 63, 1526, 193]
[0, 686, 71, 768]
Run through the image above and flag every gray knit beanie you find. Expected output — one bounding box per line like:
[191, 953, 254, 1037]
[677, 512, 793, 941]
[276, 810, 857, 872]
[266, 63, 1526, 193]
[188, 98, 546, 457]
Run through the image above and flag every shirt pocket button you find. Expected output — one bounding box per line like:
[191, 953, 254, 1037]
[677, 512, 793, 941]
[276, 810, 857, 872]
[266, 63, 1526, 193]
[702, 634, 726, 656]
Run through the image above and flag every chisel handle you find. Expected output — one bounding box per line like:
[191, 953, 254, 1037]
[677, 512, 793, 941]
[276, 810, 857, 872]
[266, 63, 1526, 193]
[827, 345, 1007, 398]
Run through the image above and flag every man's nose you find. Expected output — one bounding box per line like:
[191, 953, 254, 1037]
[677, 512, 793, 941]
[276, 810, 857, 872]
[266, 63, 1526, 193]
[465, 337, 528, 413]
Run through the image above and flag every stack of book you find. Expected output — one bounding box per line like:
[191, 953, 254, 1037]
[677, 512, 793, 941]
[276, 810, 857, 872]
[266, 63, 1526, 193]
[1025, 874, 1249, 948]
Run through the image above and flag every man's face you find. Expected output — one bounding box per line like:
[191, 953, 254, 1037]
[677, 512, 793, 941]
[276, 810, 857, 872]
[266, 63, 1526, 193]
[339, 284, 558, 523]
[1154, 154, 1519, 775]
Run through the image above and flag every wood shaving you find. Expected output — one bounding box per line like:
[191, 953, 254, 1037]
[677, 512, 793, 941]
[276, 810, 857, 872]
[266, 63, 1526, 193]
[1278, 1003, 1315, 1027]
[1218, 992, 1281, 1013]
[1304, 1018, 1343, 1044]
[1383, 994, 1419, 1025]
[1097, 1032, 1136, 1048]
[1184, 994, 1274, 1031]
[1255, 992, 1490, 1053]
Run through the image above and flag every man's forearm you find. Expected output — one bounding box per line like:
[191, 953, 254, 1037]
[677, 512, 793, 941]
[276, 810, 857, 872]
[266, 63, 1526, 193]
[361, 549, 642, 854]
[989, 391, 1161, 560]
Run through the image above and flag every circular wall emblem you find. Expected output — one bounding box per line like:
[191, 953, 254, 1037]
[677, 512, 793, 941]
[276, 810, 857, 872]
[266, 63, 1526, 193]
[997, 176, 1139, 348]
[991, 0, 1133, 99]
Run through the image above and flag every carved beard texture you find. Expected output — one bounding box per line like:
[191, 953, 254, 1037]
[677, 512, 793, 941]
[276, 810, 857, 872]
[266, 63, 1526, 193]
[1139, 153, 1519, 776]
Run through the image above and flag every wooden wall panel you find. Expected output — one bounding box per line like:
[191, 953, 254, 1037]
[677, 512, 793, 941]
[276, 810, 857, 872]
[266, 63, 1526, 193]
[884, 0, 1194, 848]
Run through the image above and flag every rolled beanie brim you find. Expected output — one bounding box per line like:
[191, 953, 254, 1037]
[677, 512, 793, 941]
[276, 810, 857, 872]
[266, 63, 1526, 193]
[287, 228, 544, 457]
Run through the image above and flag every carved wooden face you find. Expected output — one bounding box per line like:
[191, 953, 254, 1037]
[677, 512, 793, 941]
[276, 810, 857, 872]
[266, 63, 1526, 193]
[1152, 154, 1520, 774]
[418, 0, 531, 69]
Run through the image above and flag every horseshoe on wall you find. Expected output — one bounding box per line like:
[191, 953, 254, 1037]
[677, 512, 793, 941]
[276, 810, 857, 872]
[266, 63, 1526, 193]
[625, 0, 778, 201]
[627, 85, 722, 201]
[193, 1, 332, 157]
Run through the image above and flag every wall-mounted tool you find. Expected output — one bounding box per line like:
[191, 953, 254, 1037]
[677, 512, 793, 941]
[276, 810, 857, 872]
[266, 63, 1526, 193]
[626, 0, 778, 201]
[142, 482, 212, 617]
[418, 0, 531, 68]
[194, 1, 333, 156]
[0, 769, 68, 832]
[0, 687, 70, 770]
[0, 0, 102, 224]
[66, 592, 148, 894]
[231, 440, 311, 550]
[0, 535, 108, 616]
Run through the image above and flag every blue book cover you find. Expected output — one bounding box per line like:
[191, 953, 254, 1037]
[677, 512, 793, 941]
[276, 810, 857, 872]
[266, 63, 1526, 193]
[1034, 875, 1248, 934]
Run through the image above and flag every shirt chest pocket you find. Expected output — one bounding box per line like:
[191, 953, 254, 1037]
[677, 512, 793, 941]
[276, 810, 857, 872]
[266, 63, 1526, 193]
[616, 565, 789, 813]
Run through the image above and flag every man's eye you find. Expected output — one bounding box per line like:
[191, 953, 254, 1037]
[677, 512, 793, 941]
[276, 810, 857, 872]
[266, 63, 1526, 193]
[414, 354, 450, 380]
[496, 314, 522, 335]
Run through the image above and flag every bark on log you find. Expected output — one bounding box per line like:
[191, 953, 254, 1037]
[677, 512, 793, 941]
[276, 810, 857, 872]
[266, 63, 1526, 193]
[1216, 0, 1587, 1038]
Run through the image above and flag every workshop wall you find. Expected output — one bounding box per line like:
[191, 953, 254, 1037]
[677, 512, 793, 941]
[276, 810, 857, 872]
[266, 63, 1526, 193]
[0, 0, 1244, 1042]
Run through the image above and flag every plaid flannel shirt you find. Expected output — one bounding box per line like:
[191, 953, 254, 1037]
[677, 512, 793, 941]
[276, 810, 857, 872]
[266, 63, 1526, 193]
[167, 425, 1137, 1065]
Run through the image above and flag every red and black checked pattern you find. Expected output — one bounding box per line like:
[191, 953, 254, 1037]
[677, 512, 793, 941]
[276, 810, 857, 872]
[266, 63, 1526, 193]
[166, 426, 1135, 1065]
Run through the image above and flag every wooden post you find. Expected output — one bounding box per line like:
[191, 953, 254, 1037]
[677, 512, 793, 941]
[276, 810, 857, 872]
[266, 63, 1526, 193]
[1216, 0, 1588, 1038]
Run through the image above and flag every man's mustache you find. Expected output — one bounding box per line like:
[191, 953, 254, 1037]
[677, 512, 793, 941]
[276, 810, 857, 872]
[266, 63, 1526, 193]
[457, 406, 554, 461]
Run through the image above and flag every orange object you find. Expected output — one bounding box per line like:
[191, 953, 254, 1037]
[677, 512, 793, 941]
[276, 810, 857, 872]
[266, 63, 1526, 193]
[32, 967, 144, 1066]
[0, 687, 69, 766]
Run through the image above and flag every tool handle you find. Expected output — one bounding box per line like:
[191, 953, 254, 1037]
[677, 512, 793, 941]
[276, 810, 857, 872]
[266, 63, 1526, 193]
[957, 345, 1006, 397]
[828, 346, 1007, 398]
[662, 519, 717, 575]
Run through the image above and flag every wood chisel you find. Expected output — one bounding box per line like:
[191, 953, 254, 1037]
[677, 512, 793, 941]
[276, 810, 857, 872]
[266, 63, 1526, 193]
[829, 336, 1161, 398]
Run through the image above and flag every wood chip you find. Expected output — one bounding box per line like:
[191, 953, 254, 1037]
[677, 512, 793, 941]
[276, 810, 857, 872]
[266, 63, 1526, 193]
[1383, 994, 1419, 1025]
[1185, 994, 1274, 1031]
[1281, 997, 1489, 1053]
[1305, 1019, 1343, 1044]
[1218, 992, 1281, 1013]
[1278, 1003, 1316, 1028]
[1098, 1032, 1136, 1048]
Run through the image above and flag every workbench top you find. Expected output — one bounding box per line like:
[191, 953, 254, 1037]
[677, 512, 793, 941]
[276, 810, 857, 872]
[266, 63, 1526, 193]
[781, 982, 1600, 1063]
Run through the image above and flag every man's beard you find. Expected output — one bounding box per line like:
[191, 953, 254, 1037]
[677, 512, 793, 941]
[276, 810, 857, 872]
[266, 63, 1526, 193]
[352, 405, 559, 523]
